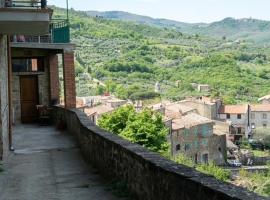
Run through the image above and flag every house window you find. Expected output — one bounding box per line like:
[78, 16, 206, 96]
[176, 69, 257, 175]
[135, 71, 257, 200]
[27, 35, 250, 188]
[251, 123, 255, 129]
[237, 127, 242, 134]
[263, 113, 267, 119]
[184, 144, 191, 151]
[263, 123, 267, 128]
[226, 114, 230, 119]
[251, 113, 255, 119]
[176, 144, 181, 151]
[12, 58, 44, 72]
[237, 114, 241, 119]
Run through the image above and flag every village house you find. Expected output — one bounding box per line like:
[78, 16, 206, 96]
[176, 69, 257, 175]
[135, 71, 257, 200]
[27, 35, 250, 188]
[218, 104, 251, 141]
[179, 96, 222, 120]
[170, 113, 226, 165]
[258, 94, 270, 104]
[84, 104, 115, 124]
[250, 104, 270, 131]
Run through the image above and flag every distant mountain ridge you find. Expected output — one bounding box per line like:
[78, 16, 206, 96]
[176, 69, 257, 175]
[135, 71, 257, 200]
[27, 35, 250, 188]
[86, 11, 270, 45]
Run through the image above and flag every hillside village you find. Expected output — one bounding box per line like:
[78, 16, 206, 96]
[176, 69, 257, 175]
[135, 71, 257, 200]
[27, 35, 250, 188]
[76, 91, 270, 167]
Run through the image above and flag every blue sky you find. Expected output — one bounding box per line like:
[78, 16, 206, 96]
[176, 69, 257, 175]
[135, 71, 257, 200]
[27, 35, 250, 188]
[49, 0, 270, 23]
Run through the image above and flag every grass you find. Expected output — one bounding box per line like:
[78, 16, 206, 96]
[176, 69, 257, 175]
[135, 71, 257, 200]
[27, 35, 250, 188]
[252, 150, 270, 157]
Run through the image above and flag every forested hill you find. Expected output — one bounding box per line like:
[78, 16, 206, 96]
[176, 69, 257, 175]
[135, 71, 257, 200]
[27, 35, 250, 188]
[53, 7, 270, 103]
[86, 11, 270, 45]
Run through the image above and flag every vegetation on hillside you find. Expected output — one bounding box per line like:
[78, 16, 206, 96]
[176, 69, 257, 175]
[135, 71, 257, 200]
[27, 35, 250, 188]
[53, 7, 270, 104]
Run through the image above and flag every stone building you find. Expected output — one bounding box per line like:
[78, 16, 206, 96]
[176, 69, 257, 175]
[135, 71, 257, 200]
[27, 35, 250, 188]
[258, 94, 270, 104]
[170, 113, 226, 165]
[84, 105, 115, 124]
[0, 1, 76, 159]
[180, 96, 222, 120]
[250, 104, 270, 131]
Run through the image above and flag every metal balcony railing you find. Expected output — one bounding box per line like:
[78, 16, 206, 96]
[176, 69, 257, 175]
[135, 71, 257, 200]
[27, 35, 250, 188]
[4, 0, 47, 9]
[11, 19, 70, 44]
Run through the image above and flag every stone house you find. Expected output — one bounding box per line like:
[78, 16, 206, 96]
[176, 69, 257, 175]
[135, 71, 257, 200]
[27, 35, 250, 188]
[0, 2, 76, 159]
[84, 105, 115, 124]
[218, 105, 250, 141]
[197, 84, 211, 92]
[180, 96, 222, 120]
[250, 104, 270, 131]
[170, 113, 226, 165]
[258, 94, 270, 104]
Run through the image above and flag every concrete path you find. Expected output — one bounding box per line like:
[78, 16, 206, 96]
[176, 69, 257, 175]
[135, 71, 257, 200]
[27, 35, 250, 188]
[0, 124, 125, 200]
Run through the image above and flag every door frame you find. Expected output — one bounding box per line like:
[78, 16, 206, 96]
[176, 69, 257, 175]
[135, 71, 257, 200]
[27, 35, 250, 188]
[19, 75, 39, 123]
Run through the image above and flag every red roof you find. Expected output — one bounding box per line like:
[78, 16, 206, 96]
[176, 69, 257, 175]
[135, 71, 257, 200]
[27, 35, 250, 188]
[219, 105, 248, 114]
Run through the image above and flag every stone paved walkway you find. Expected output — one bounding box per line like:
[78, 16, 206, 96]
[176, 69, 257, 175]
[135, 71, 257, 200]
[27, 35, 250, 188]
[0, 124, 124, 200]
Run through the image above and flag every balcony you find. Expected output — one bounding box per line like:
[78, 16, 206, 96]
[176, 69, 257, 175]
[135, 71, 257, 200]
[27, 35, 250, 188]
[11, 19, 70, 44]
[0, 0, 52, 35]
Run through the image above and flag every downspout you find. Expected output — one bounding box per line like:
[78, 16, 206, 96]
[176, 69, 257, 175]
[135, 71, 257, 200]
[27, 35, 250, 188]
[7, 36, 13, 151]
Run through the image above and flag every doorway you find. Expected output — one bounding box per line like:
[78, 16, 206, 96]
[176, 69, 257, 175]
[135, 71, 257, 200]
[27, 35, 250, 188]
[20, 76, 39, 123]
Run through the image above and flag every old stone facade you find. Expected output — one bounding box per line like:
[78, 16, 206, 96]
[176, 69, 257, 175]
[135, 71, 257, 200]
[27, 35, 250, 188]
[0, 35, 9, 160]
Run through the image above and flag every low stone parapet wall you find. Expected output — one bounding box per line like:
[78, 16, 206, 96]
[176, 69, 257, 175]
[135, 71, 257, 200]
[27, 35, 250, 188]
[52, 106, 266, 200]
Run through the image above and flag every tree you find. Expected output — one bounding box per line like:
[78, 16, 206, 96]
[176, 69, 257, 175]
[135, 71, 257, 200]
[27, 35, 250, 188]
[98, 106, 169, 153]
[121, 108, 168, 153]
[98, 105, 135, 135]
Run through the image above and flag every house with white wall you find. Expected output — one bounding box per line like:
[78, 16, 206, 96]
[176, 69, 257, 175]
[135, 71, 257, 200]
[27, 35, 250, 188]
[218, 105, 250, 142]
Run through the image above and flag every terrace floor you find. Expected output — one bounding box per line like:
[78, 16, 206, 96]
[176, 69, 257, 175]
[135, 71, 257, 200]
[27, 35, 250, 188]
[0, 124, 123, 200]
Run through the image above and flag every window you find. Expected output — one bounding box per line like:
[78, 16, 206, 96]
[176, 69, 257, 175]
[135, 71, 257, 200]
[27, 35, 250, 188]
[251, 123, 255, 129]
[226, 114, 230, 119]
[237, 127, 242, 134]
[12, 58, 44, 72]
[176, 144, 181, 151]
[263, 123, 267, 128]
[237, 114, 241, 119]
[263, 113, 267, 119]
[251, 113, 255, 119]
[184, 144, 191, 151]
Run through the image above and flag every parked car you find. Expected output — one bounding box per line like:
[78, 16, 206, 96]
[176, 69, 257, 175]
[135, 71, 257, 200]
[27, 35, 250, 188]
[227, 160, 242, 167]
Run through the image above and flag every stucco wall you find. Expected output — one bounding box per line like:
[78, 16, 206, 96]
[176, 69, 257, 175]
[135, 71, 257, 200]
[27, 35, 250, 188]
[51, 107, 265, 200]
[0, 35, 9, 160]
[179, 101, 217, 120]
[250, 111, 270, 129]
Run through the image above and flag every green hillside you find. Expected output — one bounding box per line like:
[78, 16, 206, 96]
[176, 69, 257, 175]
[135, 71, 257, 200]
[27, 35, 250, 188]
[86, 11, 270, 45]
[54, 7, 270, 104]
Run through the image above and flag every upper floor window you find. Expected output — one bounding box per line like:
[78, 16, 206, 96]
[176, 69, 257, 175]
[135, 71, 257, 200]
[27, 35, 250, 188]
[237, 114, 242, 119]
[184, 144, 191, 151]
[176, 144, 181, 151]
[262, 113, 267, 119]
[12, 58, 44, 73]
[226, 114, 230, 119]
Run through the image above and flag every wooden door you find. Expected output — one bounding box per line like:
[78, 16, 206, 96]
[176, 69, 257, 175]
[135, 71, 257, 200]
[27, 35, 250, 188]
[20, 76, 39, 123]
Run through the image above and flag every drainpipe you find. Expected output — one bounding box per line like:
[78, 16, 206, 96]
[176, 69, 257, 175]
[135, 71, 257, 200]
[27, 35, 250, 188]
[7, 36, 13, 151]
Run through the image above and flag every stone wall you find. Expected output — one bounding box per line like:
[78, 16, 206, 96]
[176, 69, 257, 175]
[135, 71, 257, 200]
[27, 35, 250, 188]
[0, 35, 9, 160]
[52, 106, 266, 200]
[209, 134, 227, 165]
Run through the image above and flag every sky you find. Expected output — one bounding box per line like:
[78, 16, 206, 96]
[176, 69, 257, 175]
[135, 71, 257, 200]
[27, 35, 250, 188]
[48, 0, 270, 23]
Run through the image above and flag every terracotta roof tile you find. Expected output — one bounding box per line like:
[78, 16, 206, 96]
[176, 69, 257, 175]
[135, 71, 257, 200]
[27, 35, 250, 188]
[251, 104, 270, 112]
[218, 105, 248, 114]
